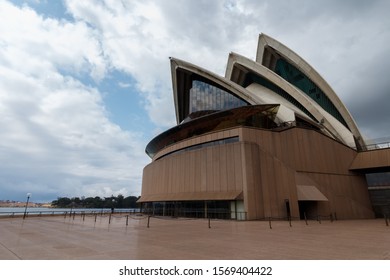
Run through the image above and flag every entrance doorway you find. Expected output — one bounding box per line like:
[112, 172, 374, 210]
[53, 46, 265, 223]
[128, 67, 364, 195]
[298, 201, 317, 219]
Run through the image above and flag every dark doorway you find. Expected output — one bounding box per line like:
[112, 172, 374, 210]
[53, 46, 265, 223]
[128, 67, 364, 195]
[285, 199, 291, 218]
[298, 201, 317, 219]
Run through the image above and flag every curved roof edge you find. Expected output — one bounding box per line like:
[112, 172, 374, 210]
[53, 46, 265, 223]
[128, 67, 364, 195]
[225, 52, 355, 148]
[256, 33, 365, 149]
[146, 104, 280, 159]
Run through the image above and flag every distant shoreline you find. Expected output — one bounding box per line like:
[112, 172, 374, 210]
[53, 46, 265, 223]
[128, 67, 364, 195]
[0, 202, 52, 208]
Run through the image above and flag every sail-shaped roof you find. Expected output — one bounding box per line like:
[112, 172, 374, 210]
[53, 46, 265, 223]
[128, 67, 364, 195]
[167, 34, 365, 151]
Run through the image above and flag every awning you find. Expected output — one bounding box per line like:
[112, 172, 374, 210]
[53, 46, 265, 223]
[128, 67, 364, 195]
[137, 191, 243, 203]
[297, 185, 328, 201]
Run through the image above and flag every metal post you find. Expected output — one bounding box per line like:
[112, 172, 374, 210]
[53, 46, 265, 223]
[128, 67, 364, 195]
[268, 217, 272, 229]
[109, 213, 111, 224]
[23, 193, 31, 220]
[289, 215, 292, 227]
[70, 203, 74, 218]
[126, 215, 129, 226]
[147, 215, 151, 228]
[385, 215, 389, 227]
[94, 214, 97, 223]
[208, 217, 211, 229]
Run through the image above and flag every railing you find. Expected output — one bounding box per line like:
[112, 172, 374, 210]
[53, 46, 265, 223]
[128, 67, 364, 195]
[364, 141, 390, 151]
[2, 209, 389, 228]
[362, 136, 390, 150]
[258, 213, 337, 229]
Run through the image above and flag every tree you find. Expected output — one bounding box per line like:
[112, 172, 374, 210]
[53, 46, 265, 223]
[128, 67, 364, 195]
[51, 194, 140, 208]
[51, 197, 71, 207]
[116, 194, 124, 208]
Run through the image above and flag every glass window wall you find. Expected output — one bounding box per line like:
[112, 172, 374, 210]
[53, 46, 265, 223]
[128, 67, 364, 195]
[189, 80, 248, 114]
[273, 58, 349, 128]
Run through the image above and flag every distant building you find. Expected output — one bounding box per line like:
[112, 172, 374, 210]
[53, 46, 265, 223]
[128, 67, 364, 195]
[139, 34, 390, 220]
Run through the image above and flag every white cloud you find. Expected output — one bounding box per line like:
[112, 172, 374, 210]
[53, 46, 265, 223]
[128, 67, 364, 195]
[0, 0, 149, 201]
[0, 1, 107, 81]
[1, 0, 390, 201]
[65, 0, 390, 137]
[63, 0, 261, 128]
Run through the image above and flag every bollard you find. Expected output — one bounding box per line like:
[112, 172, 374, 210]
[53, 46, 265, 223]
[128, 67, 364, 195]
[268, 217, 272, 229]
[288, 216, 292, 227]
[208, 217, 211, 229]
[94, 214, 97, 223]
[147, 215, 151, 228]
[83, 213, 85, 221]
[304, 212, 308, 225]
[126, 215, 129, 226]
[109, 214, 111, 224]
[385, 215, 389, 227]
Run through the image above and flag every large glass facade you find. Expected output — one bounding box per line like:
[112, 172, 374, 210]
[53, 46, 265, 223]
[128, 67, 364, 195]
[142, 200, 234, 219]
[366, 172, 390, 217]
[243, 72, 317, 122]
[273, 58, 349, 129]
[189, 80, 248, 114]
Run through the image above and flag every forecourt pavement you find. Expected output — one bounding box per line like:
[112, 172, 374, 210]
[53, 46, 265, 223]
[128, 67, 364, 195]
[0, 214, 389, 260]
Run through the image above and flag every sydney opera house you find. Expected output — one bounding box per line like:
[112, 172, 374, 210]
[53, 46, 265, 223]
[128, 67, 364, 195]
[139, 34, 390, 220]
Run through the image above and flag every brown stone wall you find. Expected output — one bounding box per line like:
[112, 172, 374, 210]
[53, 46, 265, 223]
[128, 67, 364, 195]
[239, 127, 374, 219]
[141, 126, 374, 219]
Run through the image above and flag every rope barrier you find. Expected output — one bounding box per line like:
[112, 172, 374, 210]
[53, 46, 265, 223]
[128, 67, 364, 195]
[9, 210, 390, 232]
[144, 215, 218, 229]
[254, 213, 337, 229]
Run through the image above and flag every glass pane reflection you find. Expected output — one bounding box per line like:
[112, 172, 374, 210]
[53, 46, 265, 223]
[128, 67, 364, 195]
[189, 80, 248, 114]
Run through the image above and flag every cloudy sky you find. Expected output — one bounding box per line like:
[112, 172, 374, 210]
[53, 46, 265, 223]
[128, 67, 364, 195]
[1, 0, 389, 202]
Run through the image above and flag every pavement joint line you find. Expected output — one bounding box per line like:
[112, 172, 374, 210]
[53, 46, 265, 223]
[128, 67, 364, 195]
[0, 239, 21, 260]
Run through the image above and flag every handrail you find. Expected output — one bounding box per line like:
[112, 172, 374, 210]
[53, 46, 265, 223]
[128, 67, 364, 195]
[364, 141, 390, 151]
[2, 210, 389, 228]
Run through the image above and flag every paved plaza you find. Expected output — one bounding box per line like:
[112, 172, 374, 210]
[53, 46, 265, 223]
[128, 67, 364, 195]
[0, 214, 389, 260]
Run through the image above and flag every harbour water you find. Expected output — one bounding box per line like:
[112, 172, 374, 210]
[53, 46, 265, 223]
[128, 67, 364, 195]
[0, 207, 139, 216]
